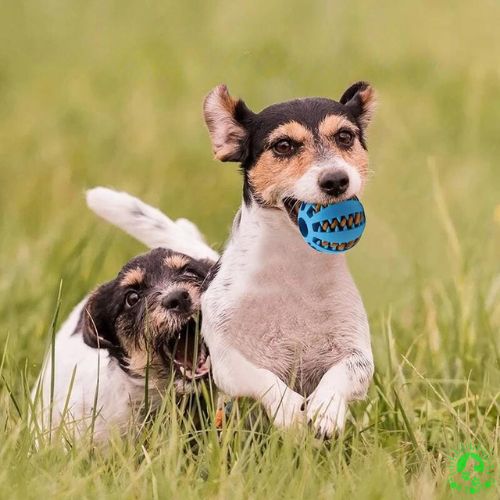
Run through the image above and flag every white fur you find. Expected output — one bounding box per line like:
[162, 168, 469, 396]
[293, 158, 362, 202]
[306, 361, 351, 436]
[31, 299, 152, 443]
[86, 187, 219, 261]
[202, 200, 373, 437]
[206, 331, 305, 427]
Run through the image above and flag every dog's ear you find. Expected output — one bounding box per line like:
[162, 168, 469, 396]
[81, 282, 117, 350]
[203, 84, 253, 163]
[339, 81, 377, 130]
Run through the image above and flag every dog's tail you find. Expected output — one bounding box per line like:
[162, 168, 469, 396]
[86, 187, 220, 262]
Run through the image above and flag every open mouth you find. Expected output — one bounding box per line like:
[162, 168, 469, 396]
[283, 196, 361, 225]
[163, 318, 211, 380]
[283, 197, 301, 224]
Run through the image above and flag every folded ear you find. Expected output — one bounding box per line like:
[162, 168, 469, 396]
[80, 283, 117, 350]
[339, 81, 377, 130]
[203, 84, 252, 162]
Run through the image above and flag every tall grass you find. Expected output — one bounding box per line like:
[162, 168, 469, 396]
[0, 0, 499, 498]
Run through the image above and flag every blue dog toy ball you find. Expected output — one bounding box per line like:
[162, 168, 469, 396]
[297, 198, 366, 253]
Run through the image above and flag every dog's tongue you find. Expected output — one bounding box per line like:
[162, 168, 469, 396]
[194, 349, 210, 376]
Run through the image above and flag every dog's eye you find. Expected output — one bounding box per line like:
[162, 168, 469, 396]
[181, 265, 202, 279]
[125, 291, 140, 308]
[272, 139, 296, 156]
[334, 130, 355, 148]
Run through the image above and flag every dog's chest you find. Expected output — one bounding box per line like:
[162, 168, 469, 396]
[203, 205, 354, 389]
[230, 255, 336, 345]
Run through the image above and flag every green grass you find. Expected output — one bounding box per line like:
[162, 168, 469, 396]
[0, 0, 499, 498]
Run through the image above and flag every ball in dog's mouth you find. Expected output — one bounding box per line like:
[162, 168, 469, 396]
[283, 196, 362, 226]
[282, 196, 366, 253]
[163, 318, 211, 380]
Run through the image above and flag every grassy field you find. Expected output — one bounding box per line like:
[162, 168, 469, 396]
[1, 0, 499, 498]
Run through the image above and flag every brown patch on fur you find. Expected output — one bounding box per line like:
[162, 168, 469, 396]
[203, 84, 246, 161]
[164, 254, 189, 269]
[317, 115, 369, 179]
[249, 116, 371, 204]
[125, 347, 168, 384]
[317, 115, 355, 138]
[267, 121, 313, 146]
[249, 149, 316, 205]
[337, 143, 369, 178]
[120, 268, 145, 287]
[116, 309, 171, 380]
[126, 350, 149, 375]
[356, 86, 377, 129]
[148, 307, 172, 330]
[249, 122, 315, 205]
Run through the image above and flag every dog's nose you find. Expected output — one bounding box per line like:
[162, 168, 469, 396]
[162, 290, 192, 312]
[318, 170, 349, 197]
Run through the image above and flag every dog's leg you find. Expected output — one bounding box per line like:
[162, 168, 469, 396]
[209, 341, 305, 428]
[306, 349, 373, 438]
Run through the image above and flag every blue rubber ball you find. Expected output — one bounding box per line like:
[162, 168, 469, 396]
[297, 198, 366, 253]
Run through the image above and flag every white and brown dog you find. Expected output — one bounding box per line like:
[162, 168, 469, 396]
[32, 192, 218, 443]
[200, 82, 377, 437]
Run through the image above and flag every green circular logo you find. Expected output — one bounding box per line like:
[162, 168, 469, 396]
[448, 444, 495, 494]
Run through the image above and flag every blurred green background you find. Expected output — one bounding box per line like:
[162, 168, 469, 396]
[0, 0, 499, 367]
[1, 2, 499, 498]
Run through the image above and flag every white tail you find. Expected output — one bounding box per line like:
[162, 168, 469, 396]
[86, 187, 220, 262]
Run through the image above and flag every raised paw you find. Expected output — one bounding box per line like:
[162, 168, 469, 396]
[306, 390, 347, 438]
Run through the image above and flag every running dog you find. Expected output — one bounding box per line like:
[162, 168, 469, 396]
[201, 82, 376, 437]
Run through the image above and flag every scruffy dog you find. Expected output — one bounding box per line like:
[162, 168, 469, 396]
[200, 82, 377, 437]
[32, 208, 216, 442]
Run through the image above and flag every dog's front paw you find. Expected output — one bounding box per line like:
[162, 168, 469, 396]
[306, 389, 347, 438]
[267, 389, 305, 429]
